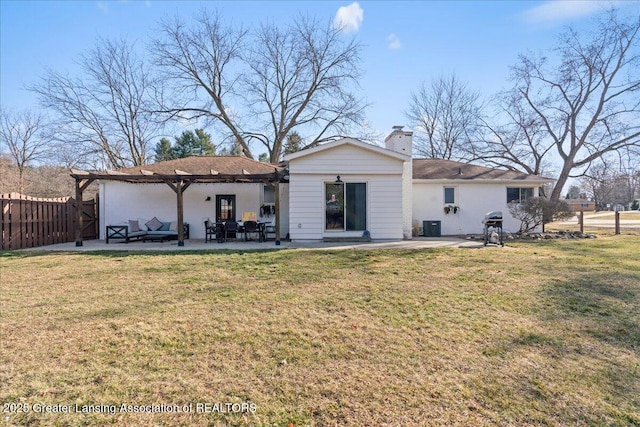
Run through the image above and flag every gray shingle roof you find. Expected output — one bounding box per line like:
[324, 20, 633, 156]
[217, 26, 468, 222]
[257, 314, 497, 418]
[412, 158, 551, 182]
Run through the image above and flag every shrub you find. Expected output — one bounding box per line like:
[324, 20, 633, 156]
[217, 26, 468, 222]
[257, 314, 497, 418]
[508, 197, 574, 233]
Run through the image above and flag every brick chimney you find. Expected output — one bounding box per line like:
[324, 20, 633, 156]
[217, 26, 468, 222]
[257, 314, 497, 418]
[385, 125, 413, 156]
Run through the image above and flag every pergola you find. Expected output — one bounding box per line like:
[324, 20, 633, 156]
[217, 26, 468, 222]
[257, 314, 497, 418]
[70, 168, 288, 247]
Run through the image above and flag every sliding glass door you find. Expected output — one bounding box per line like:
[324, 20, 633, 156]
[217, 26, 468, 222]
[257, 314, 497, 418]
[325, 182, 366, 231]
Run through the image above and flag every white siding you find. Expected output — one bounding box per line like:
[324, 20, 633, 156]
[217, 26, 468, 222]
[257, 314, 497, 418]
[100, 181, 289, 240]
[369, 176, 404, 239]
[288, 174, 404, 240]
[412, 182, 541, 235]
[289, 144, 404, 175]
[288, 176, 324, 240]
[288, 141, 407, 241]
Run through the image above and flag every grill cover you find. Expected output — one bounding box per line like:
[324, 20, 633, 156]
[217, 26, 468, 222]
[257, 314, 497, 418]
[484, 211, 502, 220]
[482, 211, 503, 225]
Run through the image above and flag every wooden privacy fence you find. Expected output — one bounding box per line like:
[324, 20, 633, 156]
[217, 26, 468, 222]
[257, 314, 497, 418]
[1, 193, 98, 250]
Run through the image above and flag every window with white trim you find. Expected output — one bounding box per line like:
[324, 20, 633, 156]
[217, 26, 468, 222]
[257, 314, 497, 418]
[506, 187, 533, 203]
[444, 187, 456, 204]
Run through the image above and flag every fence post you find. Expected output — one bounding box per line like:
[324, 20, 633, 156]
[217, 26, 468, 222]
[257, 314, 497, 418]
[579, 210, 584, 234]
[1, 194, 10, 250]
[615, 211, 620, 235]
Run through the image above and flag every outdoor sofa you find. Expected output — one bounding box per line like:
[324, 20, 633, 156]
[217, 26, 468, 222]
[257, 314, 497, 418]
[106, 217, 189, 243]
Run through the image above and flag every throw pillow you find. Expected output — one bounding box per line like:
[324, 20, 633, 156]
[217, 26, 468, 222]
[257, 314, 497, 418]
[129, 220, 140, 232]
[145, 217, 163, 231]
[169, 221, 178, 231]
[137, 218, 149, 231]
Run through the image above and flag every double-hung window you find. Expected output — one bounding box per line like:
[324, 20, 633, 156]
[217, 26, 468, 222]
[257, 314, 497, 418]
[325, 182, 367, 231]
[506, 187, 533, 203]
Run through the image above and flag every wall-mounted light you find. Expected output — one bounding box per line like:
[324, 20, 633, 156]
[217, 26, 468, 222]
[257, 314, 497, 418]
[335, 175, 342, 183]
[205, 196, 211, 201]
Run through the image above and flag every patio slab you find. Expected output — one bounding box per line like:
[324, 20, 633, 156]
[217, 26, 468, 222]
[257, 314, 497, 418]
[16, 237, 484, 252]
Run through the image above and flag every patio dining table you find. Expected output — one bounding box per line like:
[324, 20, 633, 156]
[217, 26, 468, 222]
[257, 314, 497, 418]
[214, 221, 267, 242]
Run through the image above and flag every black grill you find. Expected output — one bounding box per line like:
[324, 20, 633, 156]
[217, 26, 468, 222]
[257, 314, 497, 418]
[482, 211, 504, 246]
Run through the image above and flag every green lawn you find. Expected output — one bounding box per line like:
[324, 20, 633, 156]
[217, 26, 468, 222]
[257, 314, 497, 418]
[1, 236, 639, 426]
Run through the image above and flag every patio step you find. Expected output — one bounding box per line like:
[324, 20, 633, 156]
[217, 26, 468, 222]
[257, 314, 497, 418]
[322, 236, 372, 243]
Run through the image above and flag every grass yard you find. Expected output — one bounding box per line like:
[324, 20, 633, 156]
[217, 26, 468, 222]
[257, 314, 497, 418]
[1, 236, 639, 426]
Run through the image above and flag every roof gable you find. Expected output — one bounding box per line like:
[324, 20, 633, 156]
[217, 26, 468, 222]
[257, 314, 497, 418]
[284, 137, 409, 162]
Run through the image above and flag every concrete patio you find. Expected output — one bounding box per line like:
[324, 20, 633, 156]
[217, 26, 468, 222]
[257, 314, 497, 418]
[18, 237, 485, 252]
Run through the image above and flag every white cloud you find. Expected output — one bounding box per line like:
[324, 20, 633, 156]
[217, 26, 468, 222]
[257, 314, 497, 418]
[96, 1, 109, 14]
[523, 0, 618, 24]
[333, 2, 364, 33]
[387, 33, 402, 50]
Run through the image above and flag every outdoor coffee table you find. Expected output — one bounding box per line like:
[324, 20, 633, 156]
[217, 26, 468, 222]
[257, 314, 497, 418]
[142, 234, 172, 243]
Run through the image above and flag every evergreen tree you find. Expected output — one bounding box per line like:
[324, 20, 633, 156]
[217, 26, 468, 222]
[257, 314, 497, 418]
[154, 137, 175, 162]
[283, 131, 303, 156]
[153, 129, 215, 162]
[172, 129, 216, 158]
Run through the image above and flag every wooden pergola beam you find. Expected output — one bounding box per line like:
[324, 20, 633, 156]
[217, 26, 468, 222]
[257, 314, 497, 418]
[164, 178, 192, 246]
[274, 181, 281, 245]
[69, 172, 285, 184]
[71, 168, 288, 246]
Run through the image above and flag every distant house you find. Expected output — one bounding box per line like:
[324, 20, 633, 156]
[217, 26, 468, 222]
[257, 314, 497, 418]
[565, 199, 596, 212]
[85, 127, 553, 244]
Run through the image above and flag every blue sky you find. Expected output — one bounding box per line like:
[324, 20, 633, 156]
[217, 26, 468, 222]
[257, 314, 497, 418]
[1, 0, 637, 142]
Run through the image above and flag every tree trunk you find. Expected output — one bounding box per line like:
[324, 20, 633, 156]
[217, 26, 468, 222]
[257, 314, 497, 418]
[550, 162, 574, 201]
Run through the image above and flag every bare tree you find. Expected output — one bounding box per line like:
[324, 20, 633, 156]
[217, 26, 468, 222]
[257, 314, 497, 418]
[0, 109, 47, 193]
[30, 38, 161, 169]
[244, 18, 364, 161]
[152, 11, 249, 155]
[580, 161, 616, 209]
[152, 10, 365, 162]
[406, 73, 482, 160]
[509, 9, 640, 200]
[579, 158, 639, 210]
[473, 91, 555, 178]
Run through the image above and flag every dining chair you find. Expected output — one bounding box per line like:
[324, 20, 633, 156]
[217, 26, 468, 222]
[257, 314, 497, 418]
[214, 222, 225, 243]
[224, 220, 239, 241]
[243, 220, 261, 241]
[204, 220, 216, 243]
[263, 220, 276, 241]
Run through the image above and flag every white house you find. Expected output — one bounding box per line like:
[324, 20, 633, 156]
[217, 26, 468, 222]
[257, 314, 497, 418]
[88, 127, 552, 244]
